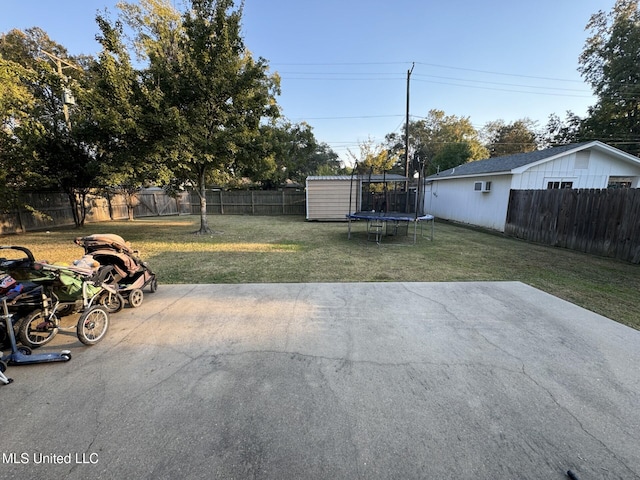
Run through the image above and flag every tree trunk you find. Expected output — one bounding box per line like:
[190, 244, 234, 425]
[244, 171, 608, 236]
[67, 192, 79, 227]
[78, 191, 87, 227]
[106, 191, 114, 220]
[197, 169, 211, 234]
[67, 190, 86, 228]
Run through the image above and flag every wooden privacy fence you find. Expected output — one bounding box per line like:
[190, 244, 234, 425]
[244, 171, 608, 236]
[1, 192, 118, 234]
[133, 191, 191, 217]
[505, 188, 640, 263]
[0, 191, 192, 234]
[193, 190, 305, 215]
[1, 190, 305, 234]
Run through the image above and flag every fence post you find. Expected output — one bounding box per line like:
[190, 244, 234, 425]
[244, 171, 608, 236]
[282, 191, 285, 214]
[219, 190, 224, 215]
[153, 193, 159, 216]
[251, 191, 255, 214]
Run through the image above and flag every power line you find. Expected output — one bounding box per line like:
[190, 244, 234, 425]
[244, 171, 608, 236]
[275, 67, 594, 98]
[288, 114, 403, 120]
[270, 60, 587, 84]
[413, 61, 585, 83]
[413, 79, 593, 98]
[412, 73, 590, 93]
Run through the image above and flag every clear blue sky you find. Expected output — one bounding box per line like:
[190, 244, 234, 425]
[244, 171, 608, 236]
[1, 0, 616, 163]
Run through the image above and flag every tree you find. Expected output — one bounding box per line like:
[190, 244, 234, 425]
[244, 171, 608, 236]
[386, 109, 488, 176]
[482, 118, 539, 157]
[348, 139, 399, 176]
[257, 120, 342, 188]
[81, 14, 173, 220]
[579, 0, 640, 155]
[311, 143, 343, 176]
[0, 28, 101, 226]
[0, 54, 36, 210]
[432, 142, 473, 172]
[543, 112, 584, 147]
[120, 0, 280, 233]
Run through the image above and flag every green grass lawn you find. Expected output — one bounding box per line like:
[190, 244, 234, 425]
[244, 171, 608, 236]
[3, 215, 638, 330]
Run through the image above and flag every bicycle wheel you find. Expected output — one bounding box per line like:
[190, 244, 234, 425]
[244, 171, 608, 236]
[77, 306, 109, 345]
[18, 310, 59, 348]
[99, 291, 125, 314]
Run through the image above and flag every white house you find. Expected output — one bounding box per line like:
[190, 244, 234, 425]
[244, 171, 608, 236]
[424, 141, 640, 232]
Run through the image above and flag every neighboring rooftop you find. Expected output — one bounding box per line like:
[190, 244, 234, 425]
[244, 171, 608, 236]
[426, 142, 592, 180]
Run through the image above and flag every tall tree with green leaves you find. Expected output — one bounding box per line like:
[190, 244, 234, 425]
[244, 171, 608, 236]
[579, 0, 640, 155]
[79, 14, 173, 220]
[482, 118, 539, 157]
[543, 112, 584, 147]
[183, 0, 279, 233]
[0, 51, 36, 210]
[348, 139, 398, 174]
[386, 109, 488, 176]
[120, 0, 280, 233]
[0, 28, 100, 226]
[257, 120, 341, 188]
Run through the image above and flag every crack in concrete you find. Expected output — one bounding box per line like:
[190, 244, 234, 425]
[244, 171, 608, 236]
[194, 344, 640, 479]
[472, 327, 640, 479]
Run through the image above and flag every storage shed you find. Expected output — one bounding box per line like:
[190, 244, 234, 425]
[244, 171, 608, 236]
[306, 176, 357, 221]
[306, 174, 410, 221]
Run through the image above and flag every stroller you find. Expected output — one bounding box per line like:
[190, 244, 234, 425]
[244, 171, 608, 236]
[0, 246, 113, 348]
[74, 234, 157, 308]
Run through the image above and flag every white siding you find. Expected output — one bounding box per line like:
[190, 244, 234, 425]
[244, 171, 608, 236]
[306, 178, 360, 221]
[513, 150, 640, 189]
[423, 144, 640, 232]
[425, 175, 511, 232]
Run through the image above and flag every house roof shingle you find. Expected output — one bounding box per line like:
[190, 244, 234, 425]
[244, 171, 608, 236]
[426, 142, 592, 180]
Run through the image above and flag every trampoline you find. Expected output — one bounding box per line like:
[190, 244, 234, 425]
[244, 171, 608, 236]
[346, 162, 434, 245]
[347, 211, 434, 244]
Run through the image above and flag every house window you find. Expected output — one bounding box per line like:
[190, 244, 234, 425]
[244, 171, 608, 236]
[608, 176, 633, 188]
[547, 181, 573, 189]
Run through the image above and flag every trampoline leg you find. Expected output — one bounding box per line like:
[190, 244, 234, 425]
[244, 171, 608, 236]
[367, 220, 384, 244]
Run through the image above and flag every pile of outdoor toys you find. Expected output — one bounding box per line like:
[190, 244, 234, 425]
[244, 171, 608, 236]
[0, 234, 157, 385]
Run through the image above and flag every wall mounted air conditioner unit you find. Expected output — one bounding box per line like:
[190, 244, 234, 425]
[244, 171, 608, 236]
[474, 181, 492, 193]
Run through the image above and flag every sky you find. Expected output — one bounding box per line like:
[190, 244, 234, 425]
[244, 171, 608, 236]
[1, 0, 618, 163]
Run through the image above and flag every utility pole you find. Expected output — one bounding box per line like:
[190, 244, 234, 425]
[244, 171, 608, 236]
[40, 50, 80, 131]
[404, 62, 415, 211]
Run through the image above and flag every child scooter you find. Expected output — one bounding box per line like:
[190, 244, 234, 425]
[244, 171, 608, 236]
[0, 293, 71, 372]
